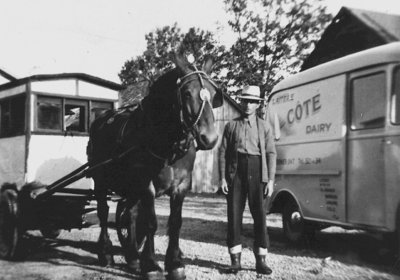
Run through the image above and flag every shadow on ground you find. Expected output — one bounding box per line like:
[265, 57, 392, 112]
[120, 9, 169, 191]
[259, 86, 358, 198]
[13, 193, 400, 277]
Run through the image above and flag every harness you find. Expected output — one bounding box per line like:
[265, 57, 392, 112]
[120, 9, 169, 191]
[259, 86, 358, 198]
[100, 70, 221, 166]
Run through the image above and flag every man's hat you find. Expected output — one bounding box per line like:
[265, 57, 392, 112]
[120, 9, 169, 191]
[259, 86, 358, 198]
[237, 85, 263, 101]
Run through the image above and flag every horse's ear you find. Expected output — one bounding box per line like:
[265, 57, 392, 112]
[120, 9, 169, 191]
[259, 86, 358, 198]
[202, 55, 213, 75]
[174, 52, 191, 75]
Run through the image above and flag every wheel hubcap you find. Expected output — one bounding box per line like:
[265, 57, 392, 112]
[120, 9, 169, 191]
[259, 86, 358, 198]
[290, 211, 303, 231]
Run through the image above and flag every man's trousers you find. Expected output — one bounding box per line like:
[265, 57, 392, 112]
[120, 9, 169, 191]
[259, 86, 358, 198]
[226, 153, 269, 250]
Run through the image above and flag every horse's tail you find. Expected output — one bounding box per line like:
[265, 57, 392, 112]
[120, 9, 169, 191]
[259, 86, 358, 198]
[87, 109, 115, 165]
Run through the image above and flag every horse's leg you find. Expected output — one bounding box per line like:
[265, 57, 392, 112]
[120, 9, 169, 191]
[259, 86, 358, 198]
[165, 190, 187, 279]
[94, 183, 114, 266]
[123, 197, 141, 274]
[139, 189, 163, 276]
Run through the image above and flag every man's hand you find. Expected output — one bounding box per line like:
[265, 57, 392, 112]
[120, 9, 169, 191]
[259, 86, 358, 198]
[264, 180, 274, 197]
[221, 178, 228, 195]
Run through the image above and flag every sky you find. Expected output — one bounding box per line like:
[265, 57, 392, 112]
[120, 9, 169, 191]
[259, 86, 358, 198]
[1, 0, 400, 84]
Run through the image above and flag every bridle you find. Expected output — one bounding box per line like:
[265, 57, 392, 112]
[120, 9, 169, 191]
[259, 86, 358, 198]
[140, 69, 222, 164]
[176, 70, 220, 133]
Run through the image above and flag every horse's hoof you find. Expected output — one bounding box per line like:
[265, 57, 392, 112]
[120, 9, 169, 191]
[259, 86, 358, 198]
[166, 267, 186, 280]
[98, 255, 115, 267]
[143, 270, 164, 280]
[126, 259, 141, 274]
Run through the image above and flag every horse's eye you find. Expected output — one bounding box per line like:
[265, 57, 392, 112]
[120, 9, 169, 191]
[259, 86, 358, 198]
[182, 91, 191, 99]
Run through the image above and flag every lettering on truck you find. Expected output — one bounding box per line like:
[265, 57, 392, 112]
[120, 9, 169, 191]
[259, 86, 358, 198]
[284, 93, 332, 135]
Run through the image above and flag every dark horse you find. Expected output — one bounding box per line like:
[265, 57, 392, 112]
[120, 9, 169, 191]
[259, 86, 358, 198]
[87, 53, 222, 279]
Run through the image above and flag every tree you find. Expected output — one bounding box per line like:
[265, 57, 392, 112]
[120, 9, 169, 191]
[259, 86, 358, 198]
[119, 24, 226, 87]
[119, 23, 182, 86]
[224, 0, 332, 96]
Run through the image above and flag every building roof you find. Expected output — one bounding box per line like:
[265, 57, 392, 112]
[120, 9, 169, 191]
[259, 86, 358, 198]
[301, 7, 400, 70]
[349, 7, 400, 41]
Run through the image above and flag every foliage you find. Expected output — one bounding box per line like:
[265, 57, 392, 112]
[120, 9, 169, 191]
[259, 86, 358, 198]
[119, 0, 332, 103]
[119, 24, 181, 86]
[118, 24, 228, 105]
[224, 0, 332, 96]
[119, 24, 226, 87]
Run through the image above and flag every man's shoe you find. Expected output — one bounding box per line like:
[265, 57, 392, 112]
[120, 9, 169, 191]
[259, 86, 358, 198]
[255, 255, 272, 275]
[228, 252, 241, 273]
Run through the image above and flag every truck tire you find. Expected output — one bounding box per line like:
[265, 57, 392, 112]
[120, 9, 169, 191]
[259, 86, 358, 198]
[282, 199, 306, 243]
[0, 188, 20, 260]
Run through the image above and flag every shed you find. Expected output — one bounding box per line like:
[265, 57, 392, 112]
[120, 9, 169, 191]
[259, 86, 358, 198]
[192, 93, 242, 193]
[302, 7, 400, 70]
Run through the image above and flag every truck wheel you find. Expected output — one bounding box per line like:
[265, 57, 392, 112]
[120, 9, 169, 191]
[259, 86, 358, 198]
[282, 199, 305, 243]
[40, 227, 61, 239]
[0, 188, 20, 260]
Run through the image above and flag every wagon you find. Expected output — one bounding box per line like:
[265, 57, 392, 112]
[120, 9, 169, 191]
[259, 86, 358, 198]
[0, 73, 130, 259]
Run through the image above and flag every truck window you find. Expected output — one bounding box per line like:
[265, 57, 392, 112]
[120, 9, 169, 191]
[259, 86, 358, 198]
[350, 73, 386, 130]
[0, 94, 26, 138]
[392, 67, 400, 124]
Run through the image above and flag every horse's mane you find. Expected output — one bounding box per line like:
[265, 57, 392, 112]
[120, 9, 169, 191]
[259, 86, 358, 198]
[140, 68, 181, 126]
[147, 68, 180, 100]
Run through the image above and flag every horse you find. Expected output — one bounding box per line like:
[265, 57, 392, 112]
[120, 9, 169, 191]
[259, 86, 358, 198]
[87, 52, 222, 279]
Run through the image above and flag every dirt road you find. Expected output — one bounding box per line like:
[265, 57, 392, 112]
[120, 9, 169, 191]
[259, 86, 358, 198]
[1, 194, 399, 279]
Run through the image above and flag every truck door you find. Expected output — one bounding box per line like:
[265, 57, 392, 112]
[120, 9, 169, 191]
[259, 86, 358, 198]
[347, 68, 388, 227]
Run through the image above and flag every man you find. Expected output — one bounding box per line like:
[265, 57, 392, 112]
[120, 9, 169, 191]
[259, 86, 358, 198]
[219, 85, 276, 275]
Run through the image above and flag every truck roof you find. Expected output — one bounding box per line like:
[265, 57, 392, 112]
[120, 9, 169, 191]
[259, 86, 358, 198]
[271, 42, 400, 96]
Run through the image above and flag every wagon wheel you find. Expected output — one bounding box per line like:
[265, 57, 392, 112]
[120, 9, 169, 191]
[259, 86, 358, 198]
[0, 188, 21, 260]
[115, 199, 146, 250]
[40, 227, 61, 239]
[115, 199, 130, 248]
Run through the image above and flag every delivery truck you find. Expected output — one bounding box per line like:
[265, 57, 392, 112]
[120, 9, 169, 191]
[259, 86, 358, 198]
[268, 42, 400, 249]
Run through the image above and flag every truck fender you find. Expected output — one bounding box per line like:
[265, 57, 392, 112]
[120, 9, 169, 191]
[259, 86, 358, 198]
[269, 188, 303, 216]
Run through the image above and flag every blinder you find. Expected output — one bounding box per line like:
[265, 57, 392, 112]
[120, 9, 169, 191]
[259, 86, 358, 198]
[212, 88, 223, 108]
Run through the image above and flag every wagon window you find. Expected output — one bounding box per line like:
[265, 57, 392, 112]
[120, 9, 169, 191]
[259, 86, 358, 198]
[64, 100, 88, 132]
[392, 67, 400, 124]
[90, 101, 113, 123]
[350, 73, 386, 130]
[0, 94, 25, 137]
[37, 96, 62, 130]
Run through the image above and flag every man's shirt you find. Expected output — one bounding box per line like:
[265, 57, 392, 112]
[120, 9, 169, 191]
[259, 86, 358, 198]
[237, 115, 261, 156]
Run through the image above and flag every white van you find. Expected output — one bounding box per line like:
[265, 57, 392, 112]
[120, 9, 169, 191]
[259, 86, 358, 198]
[268, 42, 400, 246]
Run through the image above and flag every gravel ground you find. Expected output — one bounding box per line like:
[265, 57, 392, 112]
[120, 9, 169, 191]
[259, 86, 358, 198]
[1, 193, 400, 280]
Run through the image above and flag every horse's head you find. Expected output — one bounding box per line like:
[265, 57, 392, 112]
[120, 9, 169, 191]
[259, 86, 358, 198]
[174, 53, 222, 150]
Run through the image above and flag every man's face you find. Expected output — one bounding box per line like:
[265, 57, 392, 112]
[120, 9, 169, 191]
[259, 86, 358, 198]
[241, 99, 260, 116]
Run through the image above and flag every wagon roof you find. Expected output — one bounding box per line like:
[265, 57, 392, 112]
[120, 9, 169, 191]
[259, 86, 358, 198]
[0, 72, 124, 92]
[271, 42, 400, 96]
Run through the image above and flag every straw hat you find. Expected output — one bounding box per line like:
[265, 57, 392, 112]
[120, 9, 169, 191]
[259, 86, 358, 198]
[237, 85, 263, 101]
